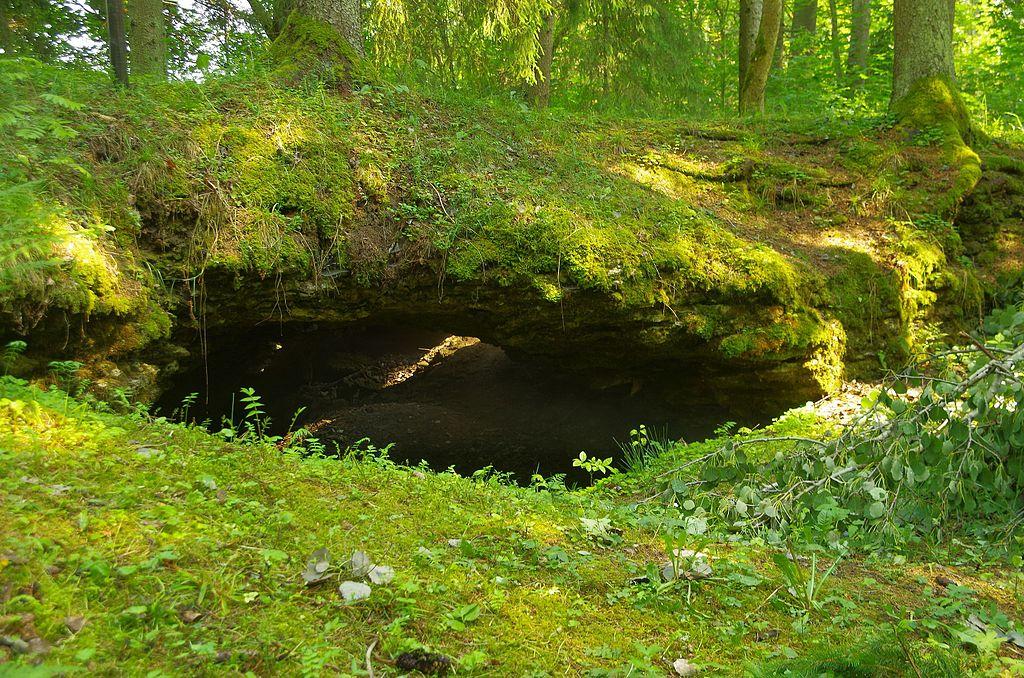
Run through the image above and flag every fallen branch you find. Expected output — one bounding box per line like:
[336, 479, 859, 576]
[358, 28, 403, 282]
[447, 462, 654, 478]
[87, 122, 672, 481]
[639, 157, 753, 183]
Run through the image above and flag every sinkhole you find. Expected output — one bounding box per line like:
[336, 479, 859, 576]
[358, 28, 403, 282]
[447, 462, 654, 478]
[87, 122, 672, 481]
[156, 321, 780, 484]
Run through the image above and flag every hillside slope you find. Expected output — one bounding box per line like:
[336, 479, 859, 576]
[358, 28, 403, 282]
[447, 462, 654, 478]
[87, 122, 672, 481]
[3, 59, 1021, 405]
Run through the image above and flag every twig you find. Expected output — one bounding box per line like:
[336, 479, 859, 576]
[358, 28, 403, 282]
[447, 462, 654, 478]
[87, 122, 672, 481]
[728, 436, 829, 449]
[959, 331, 998, 361]
[654, 451, 717, 478]
[365, 637, 378, 678]
[790, 464, 860, 503]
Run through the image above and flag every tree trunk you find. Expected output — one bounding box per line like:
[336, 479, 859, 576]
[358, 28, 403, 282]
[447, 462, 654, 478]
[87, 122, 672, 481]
[772, 0, 787, 71]
[527, 12, 556, 108]
[738, 0, 764, 94]
[892, 0, 955, 105]
[790, 0, 817, 55]
[128, 0, 166, 79]
[827, 0, 842, 81]
[601, 0, 610, 97]
[717, 0, 729, 108]
[294, 0, 362, 56]
[739, 0, 782, 114]
[106, 0, 129, 86]
[891, 0, 974, 213]
[846, 0, 871, 88]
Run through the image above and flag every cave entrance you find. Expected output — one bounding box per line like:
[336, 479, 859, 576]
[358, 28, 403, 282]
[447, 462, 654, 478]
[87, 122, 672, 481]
[156, 321, 763, 484]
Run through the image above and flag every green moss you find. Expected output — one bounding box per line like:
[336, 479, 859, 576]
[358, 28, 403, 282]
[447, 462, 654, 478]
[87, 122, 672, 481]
[825, 251, 902, 370]
[892, 77, 981, 215]
[2, 59, 1004, 390]
[269, 13, 371, 87]
[0, 380, 1013, 675]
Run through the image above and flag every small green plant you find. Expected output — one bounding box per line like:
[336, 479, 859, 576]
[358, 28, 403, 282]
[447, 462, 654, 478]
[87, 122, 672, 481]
[47, 359, 83, 413]
[573, 451, 618, 484]
[617, 424, 672, 472]
[771, 544, 843, 614]
[1, 340, 26, 376]
[177, 392, 199, 423]
[238, 387, 273, 442]
[444, 603, 481, 631]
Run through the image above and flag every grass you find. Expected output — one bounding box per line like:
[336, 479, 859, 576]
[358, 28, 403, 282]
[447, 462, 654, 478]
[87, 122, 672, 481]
[2, 378, 1022, 675]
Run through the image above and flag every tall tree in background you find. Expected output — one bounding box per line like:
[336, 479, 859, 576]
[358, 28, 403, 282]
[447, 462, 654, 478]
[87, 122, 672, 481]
[790, 0, 816, 54]
[772, 1, 787, 71]
[826, 0, 841, 81]
[739, 0, 782, 112]
[846, 0, 870, 88]
[128, 0, 167, 78]
[106, 0, 129, 85]
[527, 11, 556, 107]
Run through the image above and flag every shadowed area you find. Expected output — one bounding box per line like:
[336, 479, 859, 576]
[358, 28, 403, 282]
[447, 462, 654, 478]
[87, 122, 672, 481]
[157, 322, 767, 483]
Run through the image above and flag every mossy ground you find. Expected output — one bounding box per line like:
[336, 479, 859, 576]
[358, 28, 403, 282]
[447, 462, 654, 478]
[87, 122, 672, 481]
[4, 59, 1019, 390]
[2, 380, 1023, 676]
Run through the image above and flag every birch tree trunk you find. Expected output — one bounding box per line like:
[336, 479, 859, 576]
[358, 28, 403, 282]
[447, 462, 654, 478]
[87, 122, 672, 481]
[738, 0, 764, 96]
[739, 0, 782, 114]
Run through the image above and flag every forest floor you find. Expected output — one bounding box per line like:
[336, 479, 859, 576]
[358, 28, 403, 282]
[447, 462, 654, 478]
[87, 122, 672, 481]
[5, 61, 1024, 677]
[2, 378, 1023, 677]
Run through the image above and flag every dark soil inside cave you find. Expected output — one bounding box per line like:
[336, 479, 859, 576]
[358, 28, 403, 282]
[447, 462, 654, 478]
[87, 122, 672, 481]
[157, 322, 780, 484]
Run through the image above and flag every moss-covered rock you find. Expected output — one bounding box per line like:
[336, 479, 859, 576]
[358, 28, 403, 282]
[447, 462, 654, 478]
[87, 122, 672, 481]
[1, 59, 1015, 403]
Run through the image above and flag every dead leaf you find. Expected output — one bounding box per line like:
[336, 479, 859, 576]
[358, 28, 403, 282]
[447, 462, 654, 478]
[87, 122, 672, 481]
[673, 657, 698, 676]
[339, 581, 371, 602]
[64, 615, 86, 633]
[301, 548, 332, 585]
[178, 608, 203, 624]
[349, 550, 373, 578]
[368, 565, 394, 585]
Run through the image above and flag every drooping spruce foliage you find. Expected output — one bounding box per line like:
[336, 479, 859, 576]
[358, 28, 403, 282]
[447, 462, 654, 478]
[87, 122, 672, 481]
[1, 0, 1022, 125]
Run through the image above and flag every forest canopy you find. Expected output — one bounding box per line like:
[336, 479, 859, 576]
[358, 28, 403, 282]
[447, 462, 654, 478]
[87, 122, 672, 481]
[0, 0, 1021, 127]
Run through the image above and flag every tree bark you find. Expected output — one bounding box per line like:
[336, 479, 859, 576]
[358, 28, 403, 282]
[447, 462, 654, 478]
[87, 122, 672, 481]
[527, 12, 556, 108]
[738, 0, 764, 94]
[846, 0, 871, 88]
[772, 0, 787, 71]
[106, 0, 129, 85]
[739, 0, 782, 114]
[790, 0, 817, 55]
[295, 0, 362, 56]
[128, 0, 167, 79]
[892, 0, 955, 105]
